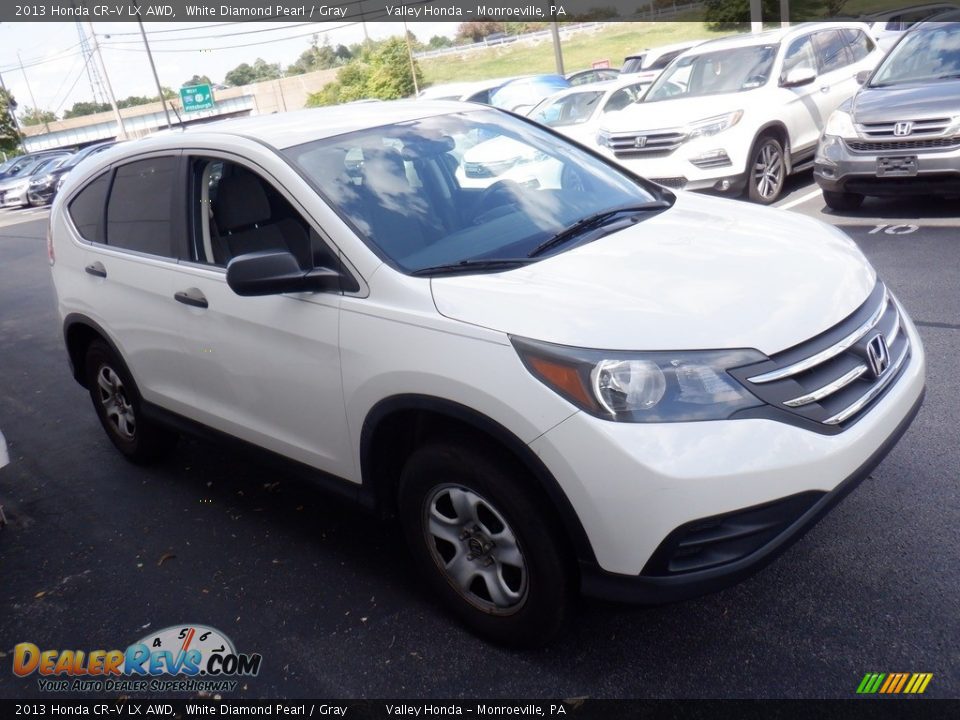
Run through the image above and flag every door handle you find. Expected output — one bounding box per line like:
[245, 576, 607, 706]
[174, 288, 208, 309]
[819, 85, 830, 93]
[84, 262, 107, 278]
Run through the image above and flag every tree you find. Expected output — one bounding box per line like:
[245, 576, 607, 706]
[286, 35, 348, 76]
[183, 74, 213, 88]
[305, 37, 423, 107]
[19, 106, 57, 126]
[0, 89, 21, 154]
[64, 101, 111, 119]
[225, 58, 282, 86]
[455, 21, 505, 43]
[427, 35, 453, 49]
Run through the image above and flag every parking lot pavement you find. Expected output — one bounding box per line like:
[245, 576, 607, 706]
[0, 183, 958, 699]
[0, 206, 49, 231]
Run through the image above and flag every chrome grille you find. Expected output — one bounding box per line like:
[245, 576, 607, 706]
[599, 128, 686, 158]
[731, 283, 910, 430]
[857, 117, 952, 138]
[846, 137, 960, 152]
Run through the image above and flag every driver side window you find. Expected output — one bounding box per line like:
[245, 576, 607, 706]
[782, 35, 817, 80]
[189, 157, 338, 271]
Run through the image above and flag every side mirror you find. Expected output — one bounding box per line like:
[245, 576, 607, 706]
[226, 250, 344, 296]
[855, 70, 871, 85]
[781, 67, 817, 88]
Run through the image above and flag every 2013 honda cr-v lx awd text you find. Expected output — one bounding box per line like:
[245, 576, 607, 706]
[49, 103, 925, 647]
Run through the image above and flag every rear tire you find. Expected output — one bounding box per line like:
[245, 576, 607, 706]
[84, 340, 177, 464]
[822, 190, 865, 211]
[398, 442, 574, 647]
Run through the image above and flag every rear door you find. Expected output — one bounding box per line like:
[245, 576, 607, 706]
[74, 153, 197, 413]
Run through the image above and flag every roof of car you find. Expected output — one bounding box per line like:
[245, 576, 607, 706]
[159, 101, 477, 149]
[686, 21, 872, 53]
[533, 76, 651, 101]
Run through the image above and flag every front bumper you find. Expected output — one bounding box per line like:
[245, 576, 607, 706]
[815, 134, 960, 195]
[27, 183, 57, 206]
[0, 185, 29, 208]
[599, 133, 750, 194]
[528, 313, 926, 601]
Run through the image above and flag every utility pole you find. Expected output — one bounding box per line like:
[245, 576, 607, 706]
[750, 0, 763, 32]
[85, 21, 127, 140]
[402, 21, 420, 95]
[136, 14, 173, 129]
[781, 0, 790, 27]
[17, 51, 51, 134]
[549, 20, 565, 76]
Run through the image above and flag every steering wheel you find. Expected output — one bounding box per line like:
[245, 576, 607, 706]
[470, 179, 523, 224]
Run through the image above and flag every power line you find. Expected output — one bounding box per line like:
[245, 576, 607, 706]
[100, 21, 320, 44]
[99, 23, 357, 53]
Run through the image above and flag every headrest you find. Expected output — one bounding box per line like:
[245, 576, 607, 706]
[214, 171, 271, 231]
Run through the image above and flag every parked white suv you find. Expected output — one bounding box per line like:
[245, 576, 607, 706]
[50, 103, 925, 646]
[597, 22, 881, 203]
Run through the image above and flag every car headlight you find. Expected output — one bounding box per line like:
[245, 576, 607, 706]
[686, 111, 743, 140]
[512, 337, 765, 422]
[824, 110, 857, 139]
[31, 174, 55, 186]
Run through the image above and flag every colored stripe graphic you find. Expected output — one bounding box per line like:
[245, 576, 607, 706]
[857, 672, 932, 694]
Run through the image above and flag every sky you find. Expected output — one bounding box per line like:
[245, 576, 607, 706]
[0, 21, 460, 118]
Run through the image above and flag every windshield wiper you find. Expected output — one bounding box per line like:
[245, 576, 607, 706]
[528, 201, 671, 258]
[410, 258, 534, 277]
[934, 73, 960, 80]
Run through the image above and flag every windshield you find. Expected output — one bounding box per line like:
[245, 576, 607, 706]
[646, 44, 778, 101]
[870, 22, 960, 86]
[528, 90, 604, 127]
[283, 109, 662, 274]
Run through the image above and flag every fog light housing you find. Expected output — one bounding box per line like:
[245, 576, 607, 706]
[690, 150, 732, 169]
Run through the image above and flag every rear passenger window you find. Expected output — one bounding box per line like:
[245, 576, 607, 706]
[813, 30, 851, 74]
[68, 172, 110, 243]
[106, 156, 177, 257]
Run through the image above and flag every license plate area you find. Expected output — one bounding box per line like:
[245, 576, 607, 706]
[877, 156, 918, 177]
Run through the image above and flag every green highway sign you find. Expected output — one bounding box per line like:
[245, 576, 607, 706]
[180, 84, 214, 113]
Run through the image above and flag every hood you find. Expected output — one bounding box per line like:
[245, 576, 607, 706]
[852, 81, 960, 123]
[430, 193, 876, 355]
[600, 94, 744, 133]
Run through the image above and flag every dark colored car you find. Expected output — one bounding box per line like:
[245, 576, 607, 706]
[0, 149, 71, 182]
[814, 19, 960, 209]
[27, 142, 116, 206]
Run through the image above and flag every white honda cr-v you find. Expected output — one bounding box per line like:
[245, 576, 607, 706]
[49, 102, 925, 647]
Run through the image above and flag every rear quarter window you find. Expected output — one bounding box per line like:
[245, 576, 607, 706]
[67, 171, 111, 243]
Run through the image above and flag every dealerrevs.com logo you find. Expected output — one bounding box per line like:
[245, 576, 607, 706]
[13, 624, 262, 693]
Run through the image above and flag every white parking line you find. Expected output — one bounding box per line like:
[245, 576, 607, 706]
[777, 187, 823, 211]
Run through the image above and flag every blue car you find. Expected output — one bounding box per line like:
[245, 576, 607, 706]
[490, 75, 571, 113]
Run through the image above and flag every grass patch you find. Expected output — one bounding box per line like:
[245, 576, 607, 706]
[419, 22, 736, 87]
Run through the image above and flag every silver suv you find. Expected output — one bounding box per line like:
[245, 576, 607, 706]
[815, 18, 960, 210]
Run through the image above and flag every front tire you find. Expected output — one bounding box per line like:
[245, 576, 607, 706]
[747, 135, 786, 204]
[398, 442, 574, 647]
[822, 189, 865, 211]
[84, 340, 177, 464]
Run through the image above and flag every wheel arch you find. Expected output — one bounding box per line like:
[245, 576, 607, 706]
[753, 121, 792, 172]
[359, 394, 597, 567]
[63, 314, 126, 389]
